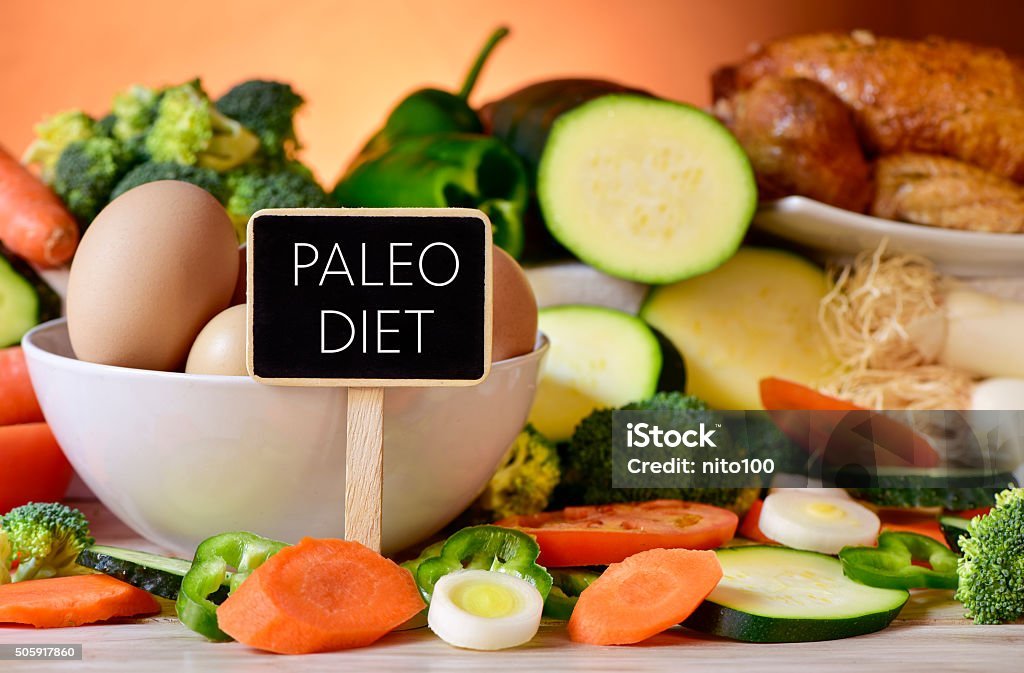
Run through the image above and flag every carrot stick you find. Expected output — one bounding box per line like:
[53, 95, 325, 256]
[0, 423, 73, 514]
[0, 574, 159, 628]
[568, 548, 722, 645]
[738, 499, 774, 544]
[0, 347, 44, 426]
[0, 145, 78, 267]
[217, 537, 425, 654]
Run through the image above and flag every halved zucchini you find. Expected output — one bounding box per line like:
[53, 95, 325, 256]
[529, 305, 662, 441]
[77, 545, 229, 602]
[537, 95, 756, 283]
[939, 516, 972, 554]
[683, 546, 908, 643]
[0, 246, 61, 346]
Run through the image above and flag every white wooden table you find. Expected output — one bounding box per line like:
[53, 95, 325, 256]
[4, 502, 1023, 672]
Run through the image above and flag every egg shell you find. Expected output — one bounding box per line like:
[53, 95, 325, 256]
[492, 246, 538, 361]
[186, 304, 248, 375]
[67, 181, 239, 371]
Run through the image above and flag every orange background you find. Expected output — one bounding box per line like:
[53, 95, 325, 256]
[2, 0, 1021, 186]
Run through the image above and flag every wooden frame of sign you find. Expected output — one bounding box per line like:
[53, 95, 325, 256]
[246, 207, 493, 551]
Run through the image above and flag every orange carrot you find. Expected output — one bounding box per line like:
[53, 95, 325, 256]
[217, 537, 425, 654]
[0, 347, 44, 426]
[738, 499, 774, 544]
[0, 145, 78, 267]
[0, 423, 73, 514]
[568, 548, 722, 645]
[0, 574, 159, 628]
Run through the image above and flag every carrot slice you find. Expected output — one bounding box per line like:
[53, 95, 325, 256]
[738, 499, 774, 544]
[0, 574, 159, 628]
[217, 537, 425, 654]
[568, 548, 722, 645]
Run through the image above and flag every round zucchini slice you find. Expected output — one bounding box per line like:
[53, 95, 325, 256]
[537, 94, 756, 284]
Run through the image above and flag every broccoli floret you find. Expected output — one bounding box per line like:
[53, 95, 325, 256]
[22, 110, 96, 182]
[216, 80, 304, 159]
[556, 391, 759, 514]
[225, 163, 330, 238]
[145, 80, 259, 171]
[956, 487, 1024, 624]
[0, 526, 11, 585]
[53, 137, 135, 225]
[111, 84, 160, 142]
[1, 503, 94, 583]
[112, 161, 228, 203]
[472, 425, 561, 521]
[95, 113, 118, 138]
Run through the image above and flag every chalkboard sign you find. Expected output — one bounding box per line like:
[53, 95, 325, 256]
[246, 208, 493, 387]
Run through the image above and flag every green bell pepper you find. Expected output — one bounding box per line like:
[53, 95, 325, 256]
[542, 568, 602, 620]
[839, 531, 959, 590]
[333, 133, 527, 256]
[356, 26, 508, 161]
[415, 525, 552, 603]
[176, 532, 288, 641]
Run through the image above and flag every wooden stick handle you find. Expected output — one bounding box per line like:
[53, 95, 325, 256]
[345, 387, 384, 552]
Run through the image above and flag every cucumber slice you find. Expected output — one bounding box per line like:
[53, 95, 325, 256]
[77, 545, 229, 602]
[684, 546, 908, 643]
[0, 246, 61, 346]
[529, 305, 661, 441]
[939, 516, 972, 554]
[537, 95, 756, 284]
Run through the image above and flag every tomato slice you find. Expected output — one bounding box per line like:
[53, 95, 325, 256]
[737, 498, 775, 544]
[947, 506, 991, 520]
[0, 423, 73, 514]
[496, 500, 738, 567]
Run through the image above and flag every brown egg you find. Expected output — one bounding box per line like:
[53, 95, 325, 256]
[67, 181, 238, 371]
[492, 245, 538, 361]
[185, 305, 248, 375]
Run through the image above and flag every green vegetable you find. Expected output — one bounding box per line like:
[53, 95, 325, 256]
[0, 503, 94, 583]
[52, 137, 134, 224]
[556, 391, 760, 513]
[216, 80, 304, 159]
[529, 305, 665, 442]
[683, 546, 909, 643]
[111, 84, 161, 145]
[225, 162, 331, 237]
[840, 532, 959, 590]
[112, 161, 228, 203]
[471, 425, 560, 521]
[0, 526, 11, 585]
[414, 525, 552, 604]
[939, 515, 972, 555]
[333, 134, 528, 257]
[176, 531, 287, 641]
[956, 486, 1024, 624]
[145, 80, 259, 172]
[333, 27, 529, 258]
[537, 95, 756, 283]
[399, 540, 445, 579]
[357, 27, 507, 158]
[77, 545, 228, 602]
[22, 110, 96, 182]
[0, 246, 61, 347]
[542, 568, 601, 620]
[845, 473, 1014, 511]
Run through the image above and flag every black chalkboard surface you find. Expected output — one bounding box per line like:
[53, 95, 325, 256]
[247, 208, 493, 386]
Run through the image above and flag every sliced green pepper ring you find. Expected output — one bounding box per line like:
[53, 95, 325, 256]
[542, 568, 602, 620]
[839, 531, 959, 590]
[175, 532, 288, 641]
[415, 525, 552, 603]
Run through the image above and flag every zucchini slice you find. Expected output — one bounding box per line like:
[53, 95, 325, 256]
[683, 546, 908, 643]
[529, 305, 662, 441]
[939, 516, 972, 554]
[537, 94, 756, 283]
[77, 545, 228, 602]
[0, 246, 61, 347]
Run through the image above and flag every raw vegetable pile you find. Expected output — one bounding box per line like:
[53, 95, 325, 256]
[1, 23, 1023, 656]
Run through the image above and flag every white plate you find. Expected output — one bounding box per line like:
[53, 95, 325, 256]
[754, 196, 1024, 277]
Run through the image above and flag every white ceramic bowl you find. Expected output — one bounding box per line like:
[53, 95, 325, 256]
[23, 319, 547, 556]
